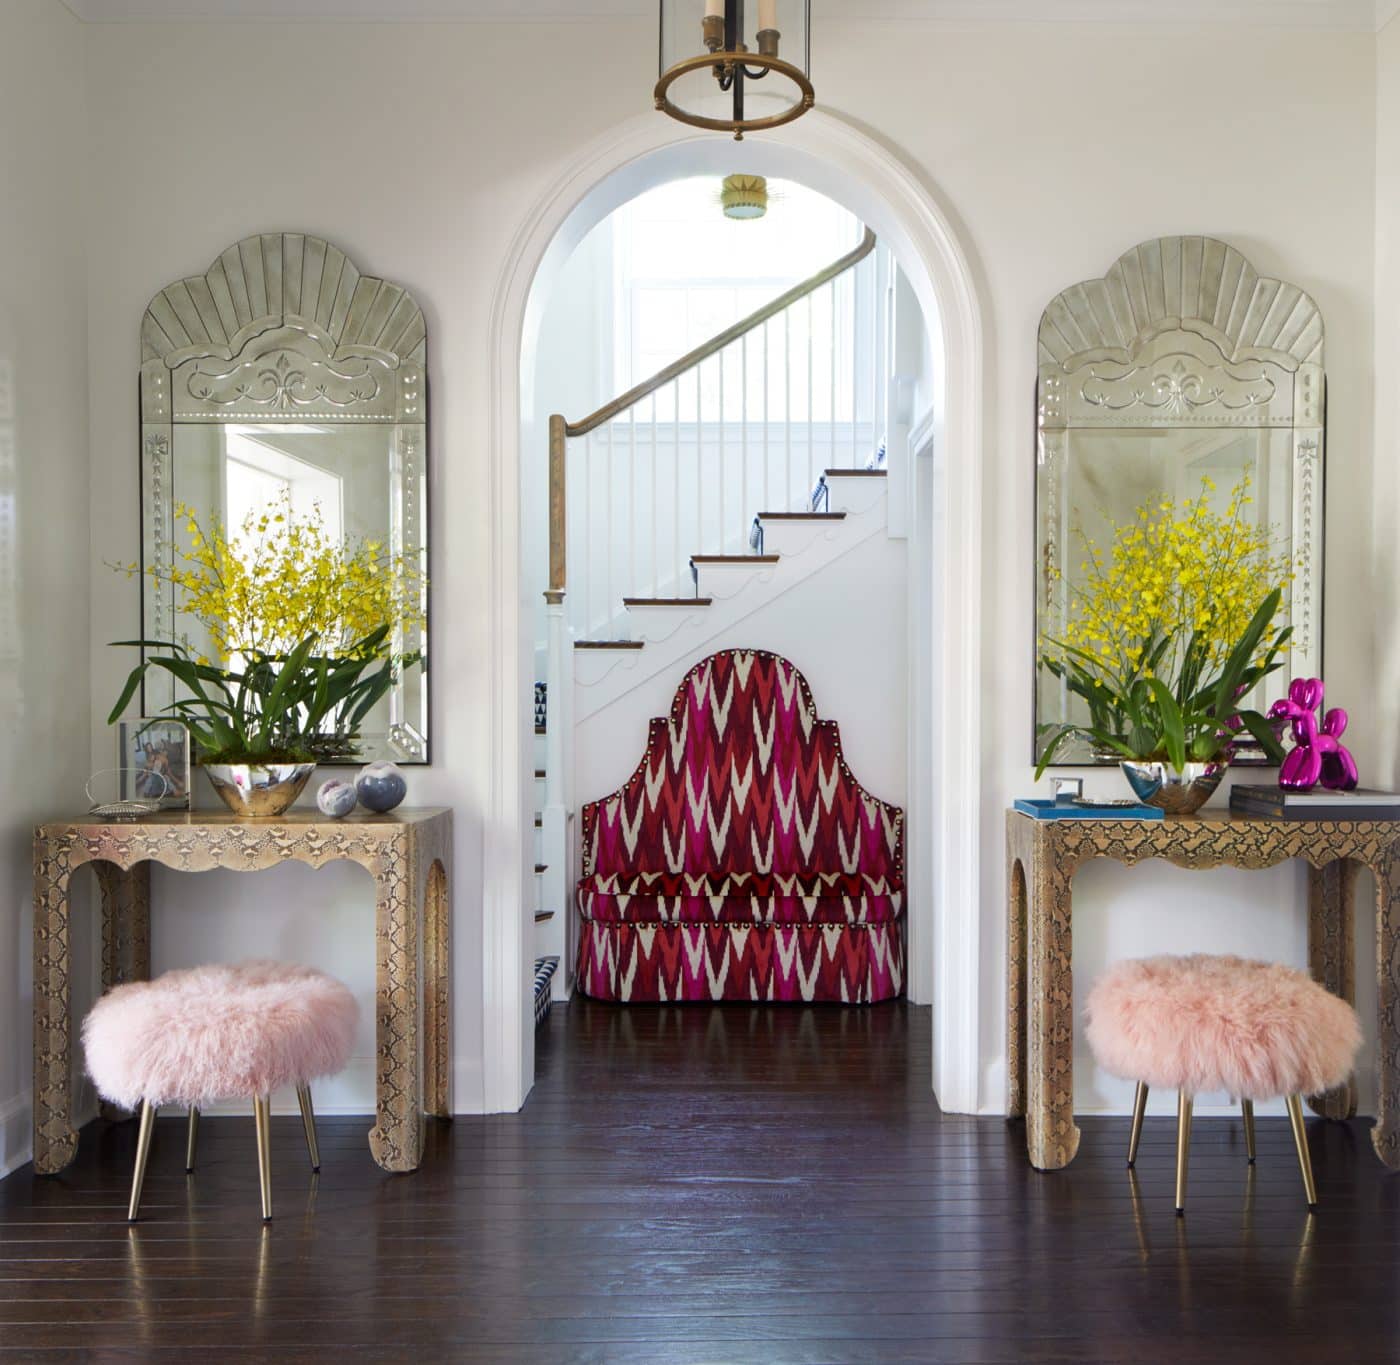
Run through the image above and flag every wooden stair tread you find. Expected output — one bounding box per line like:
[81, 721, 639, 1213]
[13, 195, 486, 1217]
[534, 863, 547, 874]
[534, 815, 542, 828]
[690, 554, 780, 564]
[824, 468, 887, 477]
[623, 596, 714, 606]
[758, 511, 847, 521]
[534, 910, 555, 923]
[534, 769, 546, 778]
[575, 640, 645, 650]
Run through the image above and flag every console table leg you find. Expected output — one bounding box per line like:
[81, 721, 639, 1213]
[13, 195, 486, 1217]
[1007, 850, 1028, 1120]
[369, 857, 423, 1173]
[95, 860, 152, 1122]
[1373, 848, 1400, 1169]
[423, 858, 452, 1120]
[32, 840, 79, 1174]
[1026, 861, 1080, 1170]
[1307, 859, 1357, 1119]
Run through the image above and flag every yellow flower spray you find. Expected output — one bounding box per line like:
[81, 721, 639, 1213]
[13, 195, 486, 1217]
[110, 493, 426, 763]
[1037, 472, 1294, 774]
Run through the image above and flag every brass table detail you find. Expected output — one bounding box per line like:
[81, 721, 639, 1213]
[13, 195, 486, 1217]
[33, 808, 452, 1176]
[1006, 810, 1400, 1171]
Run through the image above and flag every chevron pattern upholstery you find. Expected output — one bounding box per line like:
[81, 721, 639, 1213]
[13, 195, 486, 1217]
[576, 650, 906, 1003]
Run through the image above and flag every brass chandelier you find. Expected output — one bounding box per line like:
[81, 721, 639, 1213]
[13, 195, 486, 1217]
[655, 1, 814, 141]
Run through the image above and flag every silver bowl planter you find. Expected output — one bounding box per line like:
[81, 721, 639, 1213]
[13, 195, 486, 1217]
[1119, 759, 1226, 816]
[204, 763, 315, 818]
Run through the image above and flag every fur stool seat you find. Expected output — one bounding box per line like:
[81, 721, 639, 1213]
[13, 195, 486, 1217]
[83, 961, 357, 1223]
[1086, 954, 1361, 1214]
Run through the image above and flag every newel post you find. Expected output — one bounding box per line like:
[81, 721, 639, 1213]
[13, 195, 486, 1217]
[542, 416, 571, 964]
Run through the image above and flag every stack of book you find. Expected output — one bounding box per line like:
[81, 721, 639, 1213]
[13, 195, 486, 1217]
[1229, 784, 1400, 820]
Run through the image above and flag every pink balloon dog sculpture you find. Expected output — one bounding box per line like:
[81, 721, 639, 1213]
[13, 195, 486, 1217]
[1267, 678, 1359, 791]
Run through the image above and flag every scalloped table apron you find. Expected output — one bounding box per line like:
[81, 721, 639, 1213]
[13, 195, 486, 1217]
[32, 808, 452, 1175]
[1006, 809, 1400, 1172]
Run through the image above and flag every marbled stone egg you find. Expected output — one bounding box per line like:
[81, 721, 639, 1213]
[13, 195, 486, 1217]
[355, 761, 407, 813]
[316, 777, 358, 819]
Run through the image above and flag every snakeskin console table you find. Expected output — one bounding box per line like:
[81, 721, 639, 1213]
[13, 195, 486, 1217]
[33, 807, 452, 1176]
[1006, 809, 1400, 1172]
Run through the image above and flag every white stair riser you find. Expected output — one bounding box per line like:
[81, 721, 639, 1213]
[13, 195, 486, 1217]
[691, 559, 782, 601]
[625, 603, 716, 643]
[822, 475, 888, 516]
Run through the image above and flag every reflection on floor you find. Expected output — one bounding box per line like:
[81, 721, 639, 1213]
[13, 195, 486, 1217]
[2, 999, 1397, 1361]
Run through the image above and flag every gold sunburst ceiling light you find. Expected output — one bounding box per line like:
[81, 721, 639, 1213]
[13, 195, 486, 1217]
[721, 175, 768, 219]
[656, 1, 814, 142]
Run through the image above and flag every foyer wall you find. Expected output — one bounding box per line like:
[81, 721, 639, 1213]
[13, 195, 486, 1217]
[0, 0, 92, 1175]
[78, 16, 1377, 1121]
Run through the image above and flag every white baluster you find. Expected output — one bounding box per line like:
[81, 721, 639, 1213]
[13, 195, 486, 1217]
[581, 431, 592, 635]
[652, 392, 660, 598]
[807, 292, 815, 499]
[741, 333, 749, 545]
[785, 308, 793, 512]
[629, 407, 637, 604]
[763, 320, 771, 515]
[852, 257, 861, 468]
[717, 350, 726, 554]
[605, 422, 613, 634]
[830, 278, 838, 472]
[695, 366, 703, 584]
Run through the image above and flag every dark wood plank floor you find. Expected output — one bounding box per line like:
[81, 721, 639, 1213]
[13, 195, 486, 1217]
[2, 999, 1398, 1362]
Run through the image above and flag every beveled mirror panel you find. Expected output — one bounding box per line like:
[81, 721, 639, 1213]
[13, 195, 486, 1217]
[1035, 237, 1323, 765]
[140, 233, 428, 762]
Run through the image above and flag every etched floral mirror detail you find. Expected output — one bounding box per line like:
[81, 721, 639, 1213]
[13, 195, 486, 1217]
[1035, 236, 1324, 766]
[140, 233, 429, 763]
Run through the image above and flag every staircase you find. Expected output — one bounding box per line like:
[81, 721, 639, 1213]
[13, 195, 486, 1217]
[534, 224, 910, 1002]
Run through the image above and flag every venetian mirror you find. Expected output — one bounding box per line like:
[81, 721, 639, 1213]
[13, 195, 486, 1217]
[139, 233, 429, 762]
[1035, 236, 1324, 765]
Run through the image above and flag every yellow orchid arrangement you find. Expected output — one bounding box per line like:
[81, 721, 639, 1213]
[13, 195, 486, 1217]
[109, 494, 424, 764]
[1036, 473, 1292, 776]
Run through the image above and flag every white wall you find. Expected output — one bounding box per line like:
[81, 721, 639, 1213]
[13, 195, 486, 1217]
[0, 0, 92, 1175]
[63, 15, 1381, 1123]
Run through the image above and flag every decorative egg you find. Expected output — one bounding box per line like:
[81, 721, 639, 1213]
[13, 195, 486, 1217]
[316, 777, 358, 819]
[355, 761, 407, 813]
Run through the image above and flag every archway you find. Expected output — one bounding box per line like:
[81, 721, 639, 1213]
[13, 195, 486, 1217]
[482, 109, 988, 1115]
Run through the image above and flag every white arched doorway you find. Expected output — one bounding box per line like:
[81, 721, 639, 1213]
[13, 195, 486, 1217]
[483, 109, 987, 1116]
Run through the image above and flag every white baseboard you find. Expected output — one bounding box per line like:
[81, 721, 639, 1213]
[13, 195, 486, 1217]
[0, 1094, 32, 1179]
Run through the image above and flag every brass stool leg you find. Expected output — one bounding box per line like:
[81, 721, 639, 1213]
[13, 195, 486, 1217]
[253, 1095, 273, 1222]
[1174, 1093, 1193, 1216]
[1127, 1081, 1148, 1168]
[1286, 1094, 1319, 1210]
[127, 1100, 157, 1223]
[296, 1084, 321, 1173]
[1241, 1099, 1256, 1164]
[185, 1107, 200, 1173]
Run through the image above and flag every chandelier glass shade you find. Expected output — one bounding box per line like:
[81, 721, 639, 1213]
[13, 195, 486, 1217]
[656, 1, 813, 141]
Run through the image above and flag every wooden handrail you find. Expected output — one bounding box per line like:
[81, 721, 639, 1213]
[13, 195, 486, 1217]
[546, 226, 877, 595]
[564, 226, 877, 437]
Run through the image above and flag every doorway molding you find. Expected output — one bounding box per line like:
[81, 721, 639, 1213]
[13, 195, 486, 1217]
[482, 108, 988, 1115]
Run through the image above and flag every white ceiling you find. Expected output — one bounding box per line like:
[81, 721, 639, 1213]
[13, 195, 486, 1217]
[54, 0, 1400, 30]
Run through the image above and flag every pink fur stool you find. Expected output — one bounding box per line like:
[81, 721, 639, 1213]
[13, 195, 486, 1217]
[83, 961, 358, 1223]
[1086, 954, 1361, 1214]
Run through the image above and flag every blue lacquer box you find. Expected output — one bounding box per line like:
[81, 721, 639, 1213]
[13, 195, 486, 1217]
[1013, 798, 1165, 821]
